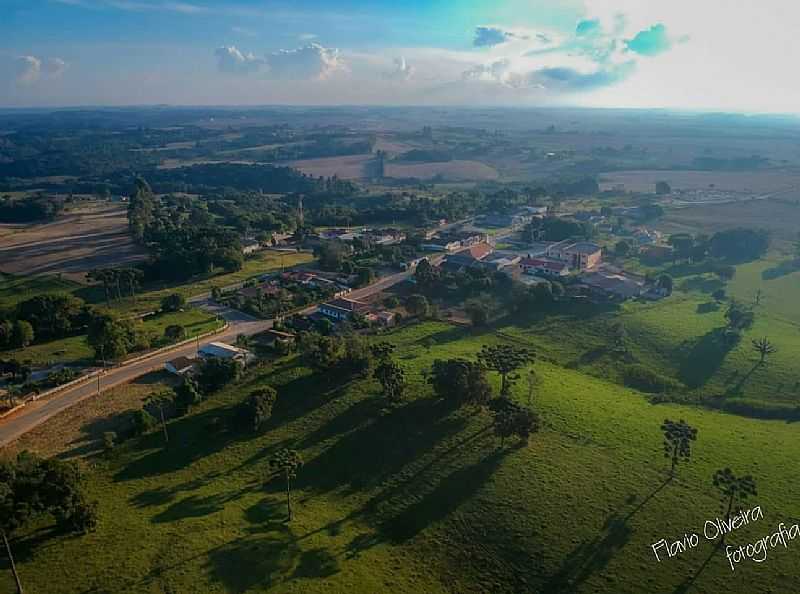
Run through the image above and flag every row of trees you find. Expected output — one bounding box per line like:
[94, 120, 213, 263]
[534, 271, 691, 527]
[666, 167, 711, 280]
[669, 228, 770, 264]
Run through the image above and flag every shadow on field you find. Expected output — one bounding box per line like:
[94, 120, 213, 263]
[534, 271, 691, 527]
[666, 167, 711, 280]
[679, 276, 724, 294]
[762, 259, 799, 280]
[678, 328, 733, 388]
[696, 302, 720, 314]
[379, 448, 507, 543]
[543, 478, 671, 593]
[671, 540, 723, 594]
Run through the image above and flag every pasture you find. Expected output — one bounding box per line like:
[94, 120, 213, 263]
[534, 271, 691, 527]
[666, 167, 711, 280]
[4, 321, 800, 594]
[599, 169, 800, 194]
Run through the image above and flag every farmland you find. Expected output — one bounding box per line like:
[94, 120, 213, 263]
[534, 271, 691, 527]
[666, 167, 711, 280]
[0, 202, 146, 282]
[4, 320, 800, 594]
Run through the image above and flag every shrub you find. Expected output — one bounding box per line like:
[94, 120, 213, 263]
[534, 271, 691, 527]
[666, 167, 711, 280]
[236, 387, 278, 432]
[623, 364, 682, 394]
[131, 408, 156, 436]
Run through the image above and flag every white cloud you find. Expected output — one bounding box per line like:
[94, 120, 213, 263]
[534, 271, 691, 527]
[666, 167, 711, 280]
[266, 43, 344, 80]
[383, 56, 414, 81]
[15, 56, 41, 85]
[215, 46, 263, 74]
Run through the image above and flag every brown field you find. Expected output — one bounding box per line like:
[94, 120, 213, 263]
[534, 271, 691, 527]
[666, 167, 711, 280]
[2, 371, 175, 460]
[599, 169, 800, 193]
[386, 159, 499, 181]
[658, 196, 800, 243]
[0, 202, 146, 281]
[289, 154, 375, 179]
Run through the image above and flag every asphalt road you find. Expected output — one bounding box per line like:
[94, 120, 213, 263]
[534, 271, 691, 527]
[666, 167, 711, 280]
[0, 266, 422, 448]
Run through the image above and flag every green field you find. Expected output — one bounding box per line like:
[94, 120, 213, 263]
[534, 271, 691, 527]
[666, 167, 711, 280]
[6, 321, 800, 594]
[0, 273, 83, 310]
[5, 309, 222, 368]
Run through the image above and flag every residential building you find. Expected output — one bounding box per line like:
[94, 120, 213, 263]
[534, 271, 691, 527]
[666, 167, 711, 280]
[241, 239, 262, 255]
[164, 356, 196, 376]
[547, 241, 602, 270]
[318, 297, 371, 321]
[578, 271, 645, 301]
[199, 342, 253, 362]
[443, 242, 494, 271]
[520, 257, 570, 277]
[260, 329, 296, 349]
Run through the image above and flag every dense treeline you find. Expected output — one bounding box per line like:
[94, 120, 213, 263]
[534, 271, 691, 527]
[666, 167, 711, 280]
[0, 194, 64, 223]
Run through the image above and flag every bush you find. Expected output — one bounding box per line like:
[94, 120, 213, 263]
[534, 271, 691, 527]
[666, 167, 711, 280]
[622, 364, 682, 394]
[196, 357, 243, 393]
[164, 324, 186, 341]
[236, 387, 278, 432]
[131, 409, 156, 436]
[160, 293, 186, 313]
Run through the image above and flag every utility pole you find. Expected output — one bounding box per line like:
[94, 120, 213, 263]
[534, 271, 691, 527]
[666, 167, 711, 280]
[2, 530, 23, 594]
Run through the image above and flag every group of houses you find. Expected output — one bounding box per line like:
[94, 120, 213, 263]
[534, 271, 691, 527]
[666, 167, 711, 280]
[318, 227, 407, 246]
[239, 271, 351, 302]
[480, 205, 549, 228]
[421, 230, 489, 253]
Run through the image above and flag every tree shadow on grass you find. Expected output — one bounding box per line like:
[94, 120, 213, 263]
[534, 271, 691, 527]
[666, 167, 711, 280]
[678, 328, 734, 389]
[298, 396, 467, 496]
[762, 260, 799, 280]
[291, 548, 340, 579]
[151, 490, 247, 524]
[206, 531, 301, 593]
[542, 477, 671, 594]
[678, 276, 724, 294]
[726, 362, 763, 396]
[671, 539, 723, 594]
[378, 448, 507, 543]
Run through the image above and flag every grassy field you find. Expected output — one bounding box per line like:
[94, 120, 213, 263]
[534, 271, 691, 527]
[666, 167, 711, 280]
[4, 320, 800, 593]
[0, 273, 83, 310]
[79, 249, 314, 316]
[4, 309, 223, 368]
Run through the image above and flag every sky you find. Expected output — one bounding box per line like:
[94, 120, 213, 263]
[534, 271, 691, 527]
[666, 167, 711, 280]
[0, 0, 798, 112]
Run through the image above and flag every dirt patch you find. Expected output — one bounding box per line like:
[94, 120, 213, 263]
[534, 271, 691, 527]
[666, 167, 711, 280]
[386, 160, 499, 182]
[288, 154, 375, 179]
[1, 371, 176, 460]
[599, 170, 800, 193]
[0, 202, 146, 282]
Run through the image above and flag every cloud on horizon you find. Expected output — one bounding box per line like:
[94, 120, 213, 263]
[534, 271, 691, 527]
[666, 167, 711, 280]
[215, 43, 344, 80]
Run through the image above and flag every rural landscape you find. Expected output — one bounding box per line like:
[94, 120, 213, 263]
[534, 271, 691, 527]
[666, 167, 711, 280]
[2, 1, 800, 593]
[0, 104, 798, 594]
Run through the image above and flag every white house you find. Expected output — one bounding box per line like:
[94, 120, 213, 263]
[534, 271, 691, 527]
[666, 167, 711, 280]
[520, 257, 570, 277]
[164, 356, 196, 376]
[199, 342, 254, 362]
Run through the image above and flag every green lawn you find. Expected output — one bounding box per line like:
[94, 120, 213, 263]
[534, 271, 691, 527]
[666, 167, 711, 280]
[5, 309, 222, 368]
[0, 273, 82, 310]
[6, 321, 800, 593]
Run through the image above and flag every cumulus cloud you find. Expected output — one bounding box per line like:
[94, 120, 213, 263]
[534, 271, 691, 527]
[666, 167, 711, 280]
[215, 46, 264, 74]
[384, 56, 414, 81]
[266, 43, 343, 80]
[15, 56, 41, 85]
[10, 55, 68, 85]
[625, 24, 672, 56]
[575, 19, 602, 37]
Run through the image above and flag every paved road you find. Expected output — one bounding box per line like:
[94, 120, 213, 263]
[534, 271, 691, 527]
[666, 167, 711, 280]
[0, 266, 423, 447]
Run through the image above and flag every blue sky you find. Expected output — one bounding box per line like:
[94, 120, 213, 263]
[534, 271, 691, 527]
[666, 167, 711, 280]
[0, 1, 796, 112]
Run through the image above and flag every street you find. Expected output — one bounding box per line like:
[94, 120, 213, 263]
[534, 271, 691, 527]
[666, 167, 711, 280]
[0, 265, 420, 447]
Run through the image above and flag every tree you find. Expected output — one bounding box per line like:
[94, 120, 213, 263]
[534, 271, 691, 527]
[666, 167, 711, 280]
[656, 274, 674, 296]
[712, 468, 757, 531]
[373, 358, 406, 403]
[751, 337, 777, 365]
[611, 322, 628, 354]
[464, 299, 490, 327]
[614, 240, 631, 258]
[724, 300, 755, 335]
[477, 344, 535, 397]
[414, 258, 439, 291]
[668, 234, 694, 263]
[714, 265, 736, 282]
[131, 408, 156, 436]
[173, 377, 201, 415]
[163, 324, 186, 341]
[144, 391, 173, 445]
[0, 320, 13, 349]
[709, 228, 770, 262]
[0, 452, 98, 593]
[237, 387, 278, 431]
[494, 404, 539, 447]
[655, 181, 672, 195]
[196, 358, 242, 393]
[160, 293, 186, 313]
[406, 294, 430, 318]
[428, 358, 492, 408]
[712, 288, 727, 302]
[269, 448, 303, 521]
[11, 321, 33, 349]
[87, 314, 135, 361]
[661, 419, 697, 476]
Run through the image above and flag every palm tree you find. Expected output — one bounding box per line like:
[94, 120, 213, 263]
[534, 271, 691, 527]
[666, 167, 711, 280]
[751, 337, 777, 365]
